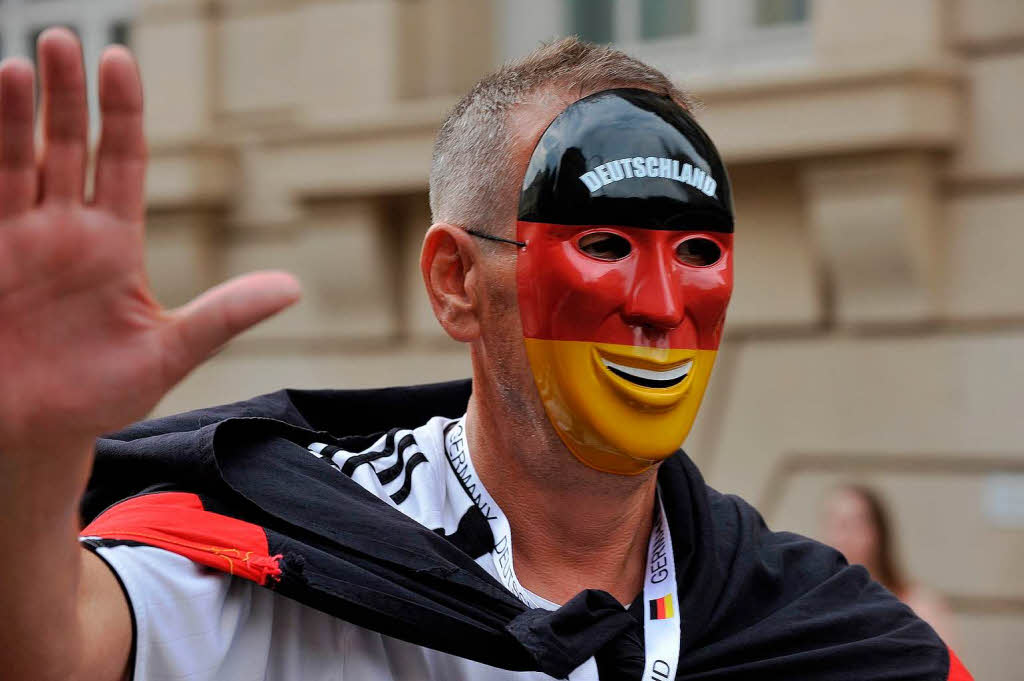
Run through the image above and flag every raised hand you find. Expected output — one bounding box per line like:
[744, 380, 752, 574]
[0, 29, 300, 450]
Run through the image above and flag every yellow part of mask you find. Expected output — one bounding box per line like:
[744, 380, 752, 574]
[524, 338, 718, 476]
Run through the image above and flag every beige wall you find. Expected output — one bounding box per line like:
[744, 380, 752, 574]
[134, 1, 1023, 676]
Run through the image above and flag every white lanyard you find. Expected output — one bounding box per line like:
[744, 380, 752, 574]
[444, 417, 681, 679]
[643, 492, 681, 680]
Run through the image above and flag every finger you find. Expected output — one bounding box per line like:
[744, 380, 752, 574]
[92, 46, 146, 222]
[165, 271, 301, 384]
[0, 58, 37, 218]
[38, 28, 88, 204]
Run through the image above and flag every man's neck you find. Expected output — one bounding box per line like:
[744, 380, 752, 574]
[465, 394, 659, 606]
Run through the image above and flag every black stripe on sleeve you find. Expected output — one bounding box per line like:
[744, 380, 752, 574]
[315, 445, 342, 471]
[317, 445, 341, 460]
[341, 429, 399, 476]
[389, 452, 427, 505]
[377, 434, 417, 485]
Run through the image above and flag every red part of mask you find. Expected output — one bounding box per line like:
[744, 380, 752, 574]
[517, 222, 733, 351]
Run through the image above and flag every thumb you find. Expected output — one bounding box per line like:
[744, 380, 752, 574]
[166, 270, 301, 382]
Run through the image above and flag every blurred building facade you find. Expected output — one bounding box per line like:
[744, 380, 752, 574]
[3, 0, 1020, 676]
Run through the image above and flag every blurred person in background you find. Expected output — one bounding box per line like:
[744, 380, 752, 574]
[823, 483, 955, 645]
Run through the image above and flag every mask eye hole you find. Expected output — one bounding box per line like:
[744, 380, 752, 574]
[675, 237, 722, 267]
[577, 232, 631, 261]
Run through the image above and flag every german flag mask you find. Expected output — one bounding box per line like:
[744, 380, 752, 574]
[516, 89, 734, 475]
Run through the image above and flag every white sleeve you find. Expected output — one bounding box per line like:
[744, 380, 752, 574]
[90, 544, 276, 681]
[92, 544, 352, 680]
[86, 542, 566, 681]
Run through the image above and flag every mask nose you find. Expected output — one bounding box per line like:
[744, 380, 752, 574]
[621, 252, 684, 331]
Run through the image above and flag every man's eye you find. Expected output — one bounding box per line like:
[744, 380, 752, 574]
[577, 232, 631, 261]
[675, 238, 722, 267]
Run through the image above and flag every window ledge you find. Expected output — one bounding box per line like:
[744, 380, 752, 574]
[689, 59, 963, 162]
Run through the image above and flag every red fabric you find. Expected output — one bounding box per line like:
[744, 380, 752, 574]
[946, 647, 973, 681]
[81, 492, 282, 586]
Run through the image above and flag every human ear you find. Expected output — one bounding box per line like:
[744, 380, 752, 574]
[420, 224, 482, 342]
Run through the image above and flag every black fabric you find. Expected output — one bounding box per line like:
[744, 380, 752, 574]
[518, 88, 734, 232]
[84, 380, 951, 680]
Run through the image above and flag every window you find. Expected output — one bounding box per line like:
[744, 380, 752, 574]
[755, 0, 808, 26]
[109, 18, 131, 47]
[0, 0, 139, 136]
[563, 0, 699, 44]
[567, 0, 614, 44]
[639, 0, 697, 41]
[501, 0, 812, 76]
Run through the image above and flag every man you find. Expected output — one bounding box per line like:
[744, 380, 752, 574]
[0, 28, 970, 681]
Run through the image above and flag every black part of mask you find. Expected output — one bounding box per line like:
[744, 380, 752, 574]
[518, 88, 734, 233]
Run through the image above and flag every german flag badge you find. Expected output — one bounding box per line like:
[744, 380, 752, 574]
[649, 594, 674, 620]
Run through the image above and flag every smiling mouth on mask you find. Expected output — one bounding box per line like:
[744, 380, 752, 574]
[600, 358, 693, 388]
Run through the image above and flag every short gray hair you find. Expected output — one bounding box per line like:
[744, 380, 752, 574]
[428, 37, 694, 240]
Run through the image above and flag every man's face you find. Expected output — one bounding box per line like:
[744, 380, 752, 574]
[516, 223, 732, 474]
[471, 88, 734, 476]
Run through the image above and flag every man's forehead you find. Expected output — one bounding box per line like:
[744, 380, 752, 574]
[508, 89, 584, 174]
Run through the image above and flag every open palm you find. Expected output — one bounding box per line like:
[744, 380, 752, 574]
[0, 29, 300, 448]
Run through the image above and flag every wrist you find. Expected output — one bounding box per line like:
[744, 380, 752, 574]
[0, 439, 95, 506]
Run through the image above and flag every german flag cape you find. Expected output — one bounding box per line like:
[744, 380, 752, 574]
[81, 380, 969, 680]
